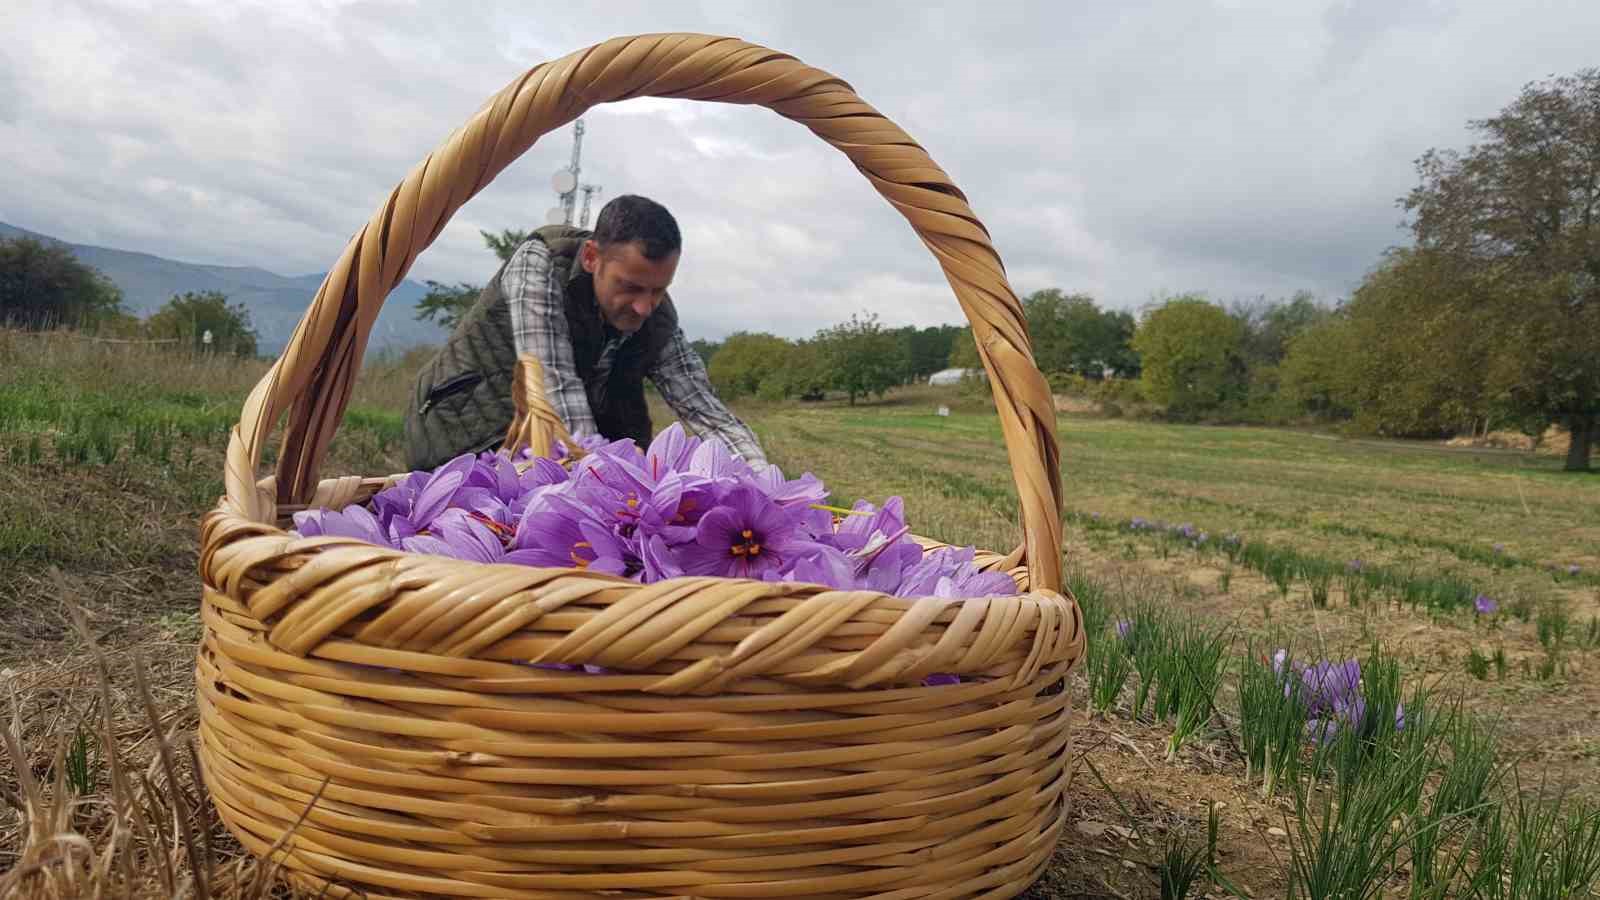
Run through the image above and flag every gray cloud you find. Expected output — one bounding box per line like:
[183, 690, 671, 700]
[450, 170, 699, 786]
[4, 0, 1598, 343]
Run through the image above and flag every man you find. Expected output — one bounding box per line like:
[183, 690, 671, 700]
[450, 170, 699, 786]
[404, 194, 768, 471]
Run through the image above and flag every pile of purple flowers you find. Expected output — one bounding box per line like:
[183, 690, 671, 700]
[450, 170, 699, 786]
[1272, 651, 1404, 745]
[291, 424, 1017, 600]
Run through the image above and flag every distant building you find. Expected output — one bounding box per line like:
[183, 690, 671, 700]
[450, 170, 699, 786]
[928, 367, 984, 386]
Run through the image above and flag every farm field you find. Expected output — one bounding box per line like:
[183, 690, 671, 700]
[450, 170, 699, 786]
[3, 330, 1599, 898]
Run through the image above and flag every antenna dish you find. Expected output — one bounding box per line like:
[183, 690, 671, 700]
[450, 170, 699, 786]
[551, 169, 577, 194]
[545, 206, 567, 225]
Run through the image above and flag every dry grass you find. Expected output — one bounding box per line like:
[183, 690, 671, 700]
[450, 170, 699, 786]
[0, 595, 308, 898]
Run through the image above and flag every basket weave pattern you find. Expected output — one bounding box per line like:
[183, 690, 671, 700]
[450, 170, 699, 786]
[199, 34, 1083, 899]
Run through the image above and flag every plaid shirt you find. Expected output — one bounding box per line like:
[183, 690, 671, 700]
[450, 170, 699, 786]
[502, 240, 768, 467]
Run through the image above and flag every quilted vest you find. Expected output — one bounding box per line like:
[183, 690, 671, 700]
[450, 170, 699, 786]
[402, 225, 679, 470]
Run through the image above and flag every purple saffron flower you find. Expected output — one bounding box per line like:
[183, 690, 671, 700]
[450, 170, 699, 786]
[1474, 594, 1498, 616]
[1115, 620, 1132, 640]
[895, 546, 1016, 599]
[506, 508, 626, 575]
[1300, 659, 1361, 718]
[679, 486, 810, 579]
[1347, 559, 1364, 573]
[752, 463, 828, 510]
[784, 545, 857, 590]
[687, 438, 755, 483]
[1568, 564, 1582, 576]
[410, 453, 478, 527]
[922, 673, 962, 686]
[639, 533, 684, 582]
[399, 508, 505, 563]
[292, 504, 389, 546]
[643, 423, 702, 477]
[1492, 543, 1505, 554]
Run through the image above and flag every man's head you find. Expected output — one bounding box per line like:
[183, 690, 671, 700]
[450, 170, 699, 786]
[579, 195, 681, 333]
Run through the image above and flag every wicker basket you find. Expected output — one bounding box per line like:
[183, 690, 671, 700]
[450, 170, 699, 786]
[198, 34, 1083, 900]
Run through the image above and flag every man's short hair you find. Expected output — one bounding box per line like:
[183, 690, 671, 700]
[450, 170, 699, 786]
[592, 195, 681, 261]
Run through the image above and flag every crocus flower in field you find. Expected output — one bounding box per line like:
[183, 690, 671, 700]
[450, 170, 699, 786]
[1347, 559, 1364, 573]
[1568, 564, 1582, 576]
[1492, 543, 1505, 554]
[1474, 594, 1499, 616]
[1115, 619, 1132, 640]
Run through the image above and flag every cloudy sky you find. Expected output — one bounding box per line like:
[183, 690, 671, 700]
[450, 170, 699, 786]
[3, 1, 1597, 342]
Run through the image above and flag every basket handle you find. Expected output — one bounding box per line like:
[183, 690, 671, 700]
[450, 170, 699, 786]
[223, 33, 1064, 593]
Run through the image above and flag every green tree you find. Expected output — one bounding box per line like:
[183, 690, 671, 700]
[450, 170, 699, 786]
[1280, 314, 1359, 419]
[1402, 68, 1600, 470]
[689, 338, 722, 368]
[818, 312, 906, 405]
[481, 229, 531, 263]
[0, 237, 124, 329]
[947, 327, 980, 369]
[413, 229, 532, 331]
[1328, 250, 1498, 437]
[707, 332, 794, 400]
[895, 324, 962, 383]
[1231, 291, 1330, 369]
[1018, 289, 1139, 378]
[144, 290, 259, 356]
[414, 281, 481, 331]
[770, 338, 831, 400]
[1131, 295, 1246, 417]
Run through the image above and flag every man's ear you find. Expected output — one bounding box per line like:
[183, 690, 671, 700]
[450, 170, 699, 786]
[579, 240, 600, 274]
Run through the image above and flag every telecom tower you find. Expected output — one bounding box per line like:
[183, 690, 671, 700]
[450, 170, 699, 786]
[547, 119, 603, 228]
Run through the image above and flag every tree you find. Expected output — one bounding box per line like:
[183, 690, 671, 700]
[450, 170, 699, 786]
[1402, 69, 1600, 470]
[481, 229, 531, 263]
[895, 324, 962, 383]
[1329, 250, 1502, 437]
[1131, 295, 1246, 417]
[689, 338, 722, 368]
[0, 237, 124, 329]
[1231, 291, 1330, 369]
[768, 338, 831, 400]
[818, 312, 906, 405]
[1280, 314, 1359, 419]
[413, 229, 531, 331]
[1018, 289, 1139, 378]
[947, 327, 980, 369]
[414, 281, 481, 331]
[707, 332, 794, 399]
[144, 290, 259, 356]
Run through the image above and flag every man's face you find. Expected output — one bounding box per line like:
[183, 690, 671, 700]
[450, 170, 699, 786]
[580, 239, 678, 333]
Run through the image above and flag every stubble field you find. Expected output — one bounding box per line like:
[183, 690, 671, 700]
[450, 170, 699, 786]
[3, 330, 1598, 898]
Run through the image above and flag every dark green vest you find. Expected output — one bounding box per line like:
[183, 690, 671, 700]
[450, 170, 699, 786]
[402, 225, 679, 470]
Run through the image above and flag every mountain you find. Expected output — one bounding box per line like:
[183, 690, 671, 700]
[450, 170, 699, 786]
[0, 221, 448, 355]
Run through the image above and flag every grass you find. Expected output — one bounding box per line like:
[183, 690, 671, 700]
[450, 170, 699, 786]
[5, 330, 1600, 898]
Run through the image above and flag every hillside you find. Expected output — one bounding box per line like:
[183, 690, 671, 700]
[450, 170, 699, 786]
[0, 220, 446, 354]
